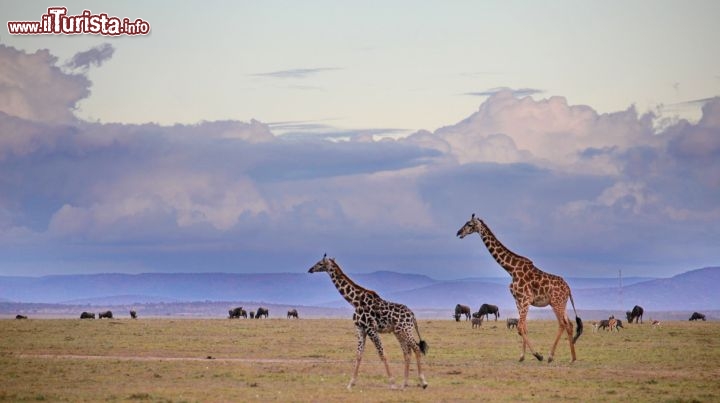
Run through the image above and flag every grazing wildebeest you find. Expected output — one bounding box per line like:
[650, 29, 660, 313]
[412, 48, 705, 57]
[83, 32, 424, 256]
[471, 317, 483, 329]
[15, 314, 27, 319]
[454, 304, 471, 321]
[80, 312, 95, 319]
[626, 305, 644, 324]
[689, 312, 706, 321]
[287, 309, 299, 319]
[98, 310, 113, 319]
[228, 307, 247, 319]
[130, 310, 137, 319]
[255, 307, 269, 319]
[478, 303, 500, 321]
[506, 318, 519, 329]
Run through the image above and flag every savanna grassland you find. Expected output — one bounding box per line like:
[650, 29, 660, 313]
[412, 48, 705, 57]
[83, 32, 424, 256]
[1, 317, 718, 402]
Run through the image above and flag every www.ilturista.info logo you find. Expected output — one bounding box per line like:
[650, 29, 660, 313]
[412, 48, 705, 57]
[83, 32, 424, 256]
[7, 7, 150, 36]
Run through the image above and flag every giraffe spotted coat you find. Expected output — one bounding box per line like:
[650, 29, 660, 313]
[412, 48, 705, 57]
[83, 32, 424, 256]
[457, 214, 583, 363]
[309, 255, 428, 390]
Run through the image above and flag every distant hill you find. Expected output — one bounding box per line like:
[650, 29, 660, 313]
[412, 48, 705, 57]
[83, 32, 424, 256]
[0, 267, 718, 312]
[577, 267, 720, 311]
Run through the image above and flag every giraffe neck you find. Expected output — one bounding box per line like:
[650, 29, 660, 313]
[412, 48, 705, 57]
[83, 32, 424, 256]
[328, 265, 374, 308]
[478, 221, 530, 278]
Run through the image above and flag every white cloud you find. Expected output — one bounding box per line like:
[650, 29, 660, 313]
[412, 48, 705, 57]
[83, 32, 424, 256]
[0, 45, 90, 123]
[416, 90, 662, 174]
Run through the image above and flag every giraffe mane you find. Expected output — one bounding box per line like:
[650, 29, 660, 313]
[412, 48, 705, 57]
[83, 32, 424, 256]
[330, 259, 381, 297]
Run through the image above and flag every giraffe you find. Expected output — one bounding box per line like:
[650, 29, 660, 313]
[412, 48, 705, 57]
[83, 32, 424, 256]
[456, 214, 583, 363]
[308, 254, 429, 390]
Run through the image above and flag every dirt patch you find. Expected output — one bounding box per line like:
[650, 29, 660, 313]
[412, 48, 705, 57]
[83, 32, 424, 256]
[16, 353, 349, 365]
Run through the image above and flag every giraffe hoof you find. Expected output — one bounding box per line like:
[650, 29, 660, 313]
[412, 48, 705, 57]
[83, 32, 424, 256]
[519, 356, 525, 362]
[534, 352, 543, 361]
[422, 383, 428, 389]
[547, 356, 554, 364]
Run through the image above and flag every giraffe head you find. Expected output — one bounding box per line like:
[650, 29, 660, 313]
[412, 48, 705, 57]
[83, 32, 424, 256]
[456, 213, 482, 239]
[308, 253, 336, 273]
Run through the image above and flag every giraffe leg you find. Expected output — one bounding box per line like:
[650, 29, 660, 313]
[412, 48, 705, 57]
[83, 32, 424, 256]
[394, 333, 411, 389]
[368, 329, 396, 389]
[412, 342, 428, 389]
[548, 306, 573, 363]
[566, 316, 577, 362]
[348, 327, 367, 390]
[517, 303, 543, 362]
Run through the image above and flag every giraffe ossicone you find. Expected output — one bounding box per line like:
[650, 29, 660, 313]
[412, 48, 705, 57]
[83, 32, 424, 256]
[308, 255, 429, 389]
[457, 214, 583, 363]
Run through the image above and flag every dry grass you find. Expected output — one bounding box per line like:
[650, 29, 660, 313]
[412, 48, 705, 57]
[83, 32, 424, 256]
[1, 318, 718, 402]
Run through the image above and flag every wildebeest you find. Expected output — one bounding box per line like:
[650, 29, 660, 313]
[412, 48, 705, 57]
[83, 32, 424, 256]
[254, 307, 269, 319]
[130, 310, 137, 319]
[228, 307, 247, 319]
[477, 303, 500, 321]
[506, 318, 519, 329]
[471, 317, 483, 329]
[626, 305, 644, 324]
[454, 304, 471, 321]
[15, 314, 27, 319]
[98, 310, 113, 319]
[249, 311, 255, 319]
[80, 312, 95, 319]
[287, 309, 299, 319]
[689, 312, 706, 321]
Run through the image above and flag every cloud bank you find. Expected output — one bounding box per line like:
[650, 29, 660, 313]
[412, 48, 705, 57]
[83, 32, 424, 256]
[0, 45, 718, 278]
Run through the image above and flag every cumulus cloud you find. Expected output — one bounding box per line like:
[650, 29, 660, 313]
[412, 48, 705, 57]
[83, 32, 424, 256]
[0, 45, 718, 278]
[0, 45, 90, 123]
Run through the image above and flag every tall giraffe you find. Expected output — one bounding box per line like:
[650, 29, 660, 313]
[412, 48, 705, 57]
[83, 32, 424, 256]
[308, 254, 429, 390]
[456, 214, 583, 363]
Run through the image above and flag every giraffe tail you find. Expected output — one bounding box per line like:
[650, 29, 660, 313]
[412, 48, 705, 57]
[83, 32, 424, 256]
[414, 317, 429, 355]
[418, 339, 429, 355]
[570, 292, 583, 344]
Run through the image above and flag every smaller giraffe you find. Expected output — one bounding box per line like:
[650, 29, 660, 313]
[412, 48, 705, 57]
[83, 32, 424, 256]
[308, 254, 428, 390]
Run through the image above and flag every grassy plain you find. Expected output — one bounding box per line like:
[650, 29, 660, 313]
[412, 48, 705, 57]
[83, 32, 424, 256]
[1, 317, 718, 402]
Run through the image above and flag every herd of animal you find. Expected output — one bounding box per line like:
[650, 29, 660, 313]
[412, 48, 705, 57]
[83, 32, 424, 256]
[14, 307, 298, 320]
[227, 306, 299, 319]
[77, 310, 125, 319]
[456, 303, 709, 333]
[454, 303, 500, 322]
[12, 307, 709, 324]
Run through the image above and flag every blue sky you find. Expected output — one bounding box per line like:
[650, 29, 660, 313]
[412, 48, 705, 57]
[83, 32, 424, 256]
[0, 1, 719, 279]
